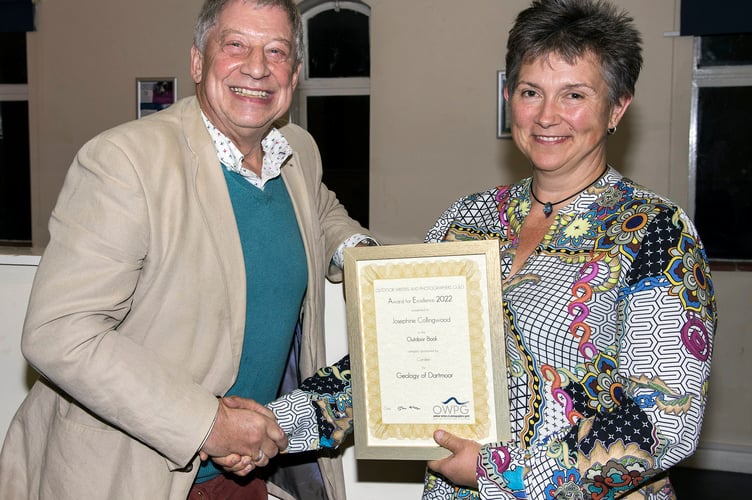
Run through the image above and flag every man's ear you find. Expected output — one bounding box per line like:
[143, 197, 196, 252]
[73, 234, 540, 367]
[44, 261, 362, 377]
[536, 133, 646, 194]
[190, 45, 203, 84]
[291, 61, 302, 91]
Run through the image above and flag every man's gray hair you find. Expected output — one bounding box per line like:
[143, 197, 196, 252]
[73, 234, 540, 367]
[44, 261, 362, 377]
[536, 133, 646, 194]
[193, 0, 304, 67]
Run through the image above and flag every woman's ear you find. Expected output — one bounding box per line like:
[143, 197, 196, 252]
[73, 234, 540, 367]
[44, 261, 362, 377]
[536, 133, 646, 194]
[609, 95, 633, 130]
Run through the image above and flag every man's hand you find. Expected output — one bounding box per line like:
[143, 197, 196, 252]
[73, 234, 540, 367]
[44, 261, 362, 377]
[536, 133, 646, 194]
[198, 396, 288, 476]
[427, 429, 481, 489]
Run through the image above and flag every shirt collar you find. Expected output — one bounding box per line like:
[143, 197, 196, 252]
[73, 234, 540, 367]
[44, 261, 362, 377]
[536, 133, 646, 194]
[201, 112, 293, 188]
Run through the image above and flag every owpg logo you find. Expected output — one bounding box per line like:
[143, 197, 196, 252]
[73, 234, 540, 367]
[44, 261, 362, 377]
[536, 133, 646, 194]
[433, 397, 470, 417]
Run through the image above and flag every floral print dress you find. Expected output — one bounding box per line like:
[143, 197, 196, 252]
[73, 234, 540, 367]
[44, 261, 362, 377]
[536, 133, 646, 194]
[421, 167, 716, 500]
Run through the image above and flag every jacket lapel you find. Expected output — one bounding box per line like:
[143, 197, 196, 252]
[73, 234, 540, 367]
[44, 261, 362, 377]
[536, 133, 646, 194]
[182, 99, 246, 378]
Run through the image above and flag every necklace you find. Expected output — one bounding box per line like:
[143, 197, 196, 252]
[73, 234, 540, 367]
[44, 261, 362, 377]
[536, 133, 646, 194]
[530, 166, 608, 217]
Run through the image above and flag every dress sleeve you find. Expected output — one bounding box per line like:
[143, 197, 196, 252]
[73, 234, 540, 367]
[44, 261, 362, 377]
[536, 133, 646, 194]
[267, 355, 353, 453]
[425, 199, 464, 243]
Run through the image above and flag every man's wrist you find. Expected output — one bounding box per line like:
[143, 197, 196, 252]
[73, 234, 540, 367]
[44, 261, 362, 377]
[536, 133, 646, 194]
[198, 399, 221, 455]
[332, 234, 379, 269]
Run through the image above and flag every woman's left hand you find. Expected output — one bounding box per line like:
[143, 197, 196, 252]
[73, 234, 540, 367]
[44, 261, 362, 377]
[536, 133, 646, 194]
[427, 429, 481, 488]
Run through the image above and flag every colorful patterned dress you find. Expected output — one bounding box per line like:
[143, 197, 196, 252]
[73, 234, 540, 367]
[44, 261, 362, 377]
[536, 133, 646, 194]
[421, 167, 716, 500]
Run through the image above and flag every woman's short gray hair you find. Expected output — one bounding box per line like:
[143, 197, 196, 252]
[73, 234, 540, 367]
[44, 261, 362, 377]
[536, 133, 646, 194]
[505, 0, 643, 107]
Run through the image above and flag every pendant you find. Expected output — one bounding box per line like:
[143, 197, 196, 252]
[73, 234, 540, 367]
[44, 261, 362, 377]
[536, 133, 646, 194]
[543, 202, 553, 217]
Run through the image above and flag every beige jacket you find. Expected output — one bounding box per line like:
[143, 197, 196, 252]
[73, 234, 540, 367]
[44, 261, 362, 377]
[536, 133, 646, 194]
[0, 97, 366, 499]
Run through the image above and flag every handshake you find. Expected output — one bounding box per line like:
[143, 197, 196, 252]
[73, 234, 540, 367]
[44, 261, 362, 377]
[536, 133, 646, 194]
[198, 396, 287, 476]
[198, 389, 318, 476]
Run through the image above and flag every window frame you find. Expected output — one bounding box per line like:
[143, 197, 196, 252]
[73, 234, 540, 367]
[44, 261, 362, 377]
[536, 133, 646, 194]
[0, 84, 28, 103]
[689, 37, 752, 265]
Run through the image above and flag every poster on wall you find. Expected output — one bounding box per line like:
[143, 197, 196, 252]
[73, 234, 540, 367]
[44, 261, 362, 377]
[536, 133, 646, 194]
[137, 78, 177, 118]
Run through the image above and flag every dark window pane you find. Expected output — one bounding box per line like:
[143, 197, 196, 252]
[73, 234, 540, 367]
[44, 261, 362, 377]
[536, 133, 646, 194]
[694, 86, 752, 260]
[699, 34, 752, 67]
[0, 32, 27, 83]
[306, 95, 369, 227]
[308, 9, 369, 78]
[0, 0, 35, 32]
[0, 100, 31, 243]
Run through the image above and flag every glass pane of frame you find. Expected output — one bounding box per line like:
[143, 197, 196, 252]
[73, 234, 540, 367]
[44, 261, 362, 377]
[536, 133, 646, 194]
[306, 95, 370, 227]
[307, 9, 370, 78]
[699, 34, 752, 67]
[0, 100, 31, 243]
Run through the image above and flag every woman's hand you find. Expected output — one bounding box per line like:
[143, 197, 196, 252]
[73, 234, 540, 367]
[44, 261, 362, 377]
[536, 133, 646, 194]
[427, 429, 481, 489]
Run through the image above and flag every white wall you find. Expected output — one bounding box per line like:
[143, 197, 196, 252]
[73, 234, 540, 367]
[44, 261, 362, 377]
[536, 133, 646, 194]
[0, 255, 39, 438]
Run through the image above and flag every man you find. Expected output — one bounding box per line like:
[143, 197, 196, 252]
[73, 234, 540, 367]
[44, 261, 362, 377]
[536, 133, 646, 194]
[0, 0, 373, 498]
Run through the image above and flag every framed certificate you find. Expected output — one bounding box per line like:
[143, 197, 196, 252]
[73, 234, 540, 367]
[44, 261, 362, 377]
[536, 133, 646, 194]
[344, 240, 510, 460]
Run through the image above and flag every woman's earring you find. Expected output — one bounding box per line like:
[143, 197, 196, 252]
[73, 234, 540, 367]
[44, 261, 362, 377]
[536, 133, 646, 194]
[607, 127, 616, 135]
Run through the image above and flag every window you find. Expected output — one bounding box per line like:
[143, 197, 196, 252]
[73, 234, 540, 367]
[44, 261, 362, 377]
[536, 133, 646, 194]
[0, 32, 31, 245]
[294, 0, 370, 228]
[690, 35, 752, 262]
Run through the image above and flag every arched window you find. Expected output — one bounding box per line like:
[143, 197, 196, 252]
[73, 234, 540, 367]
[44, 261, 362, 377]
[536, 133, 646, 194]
[294, 0, 370, 227]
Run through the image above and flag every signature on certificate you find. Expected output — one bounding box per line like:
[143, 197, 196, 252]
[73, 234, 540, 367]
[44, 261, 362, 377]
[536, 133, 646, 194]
[396, 405, 422, 412]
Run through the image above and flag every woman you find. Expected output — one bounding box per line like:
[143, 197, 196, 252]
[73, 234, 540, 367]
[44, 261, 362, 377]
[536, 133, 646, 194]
[423, 0, 716, 498]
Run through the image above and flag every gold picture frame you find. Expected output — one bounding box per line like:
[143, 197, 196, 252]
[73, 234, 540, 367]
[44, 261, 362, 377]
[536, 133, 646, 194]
[344, 240, 510, 460]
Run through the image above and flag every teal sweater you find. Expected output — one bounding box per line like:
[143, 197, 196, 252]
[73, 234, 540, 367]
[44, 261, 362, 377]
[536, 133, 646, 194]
[196, 170, 308, 483]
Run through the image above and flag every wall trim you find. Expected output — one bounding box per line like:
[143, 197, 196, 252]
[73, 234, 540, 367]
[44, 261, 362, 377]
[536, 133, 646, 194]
[680, 441, 752, 474]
